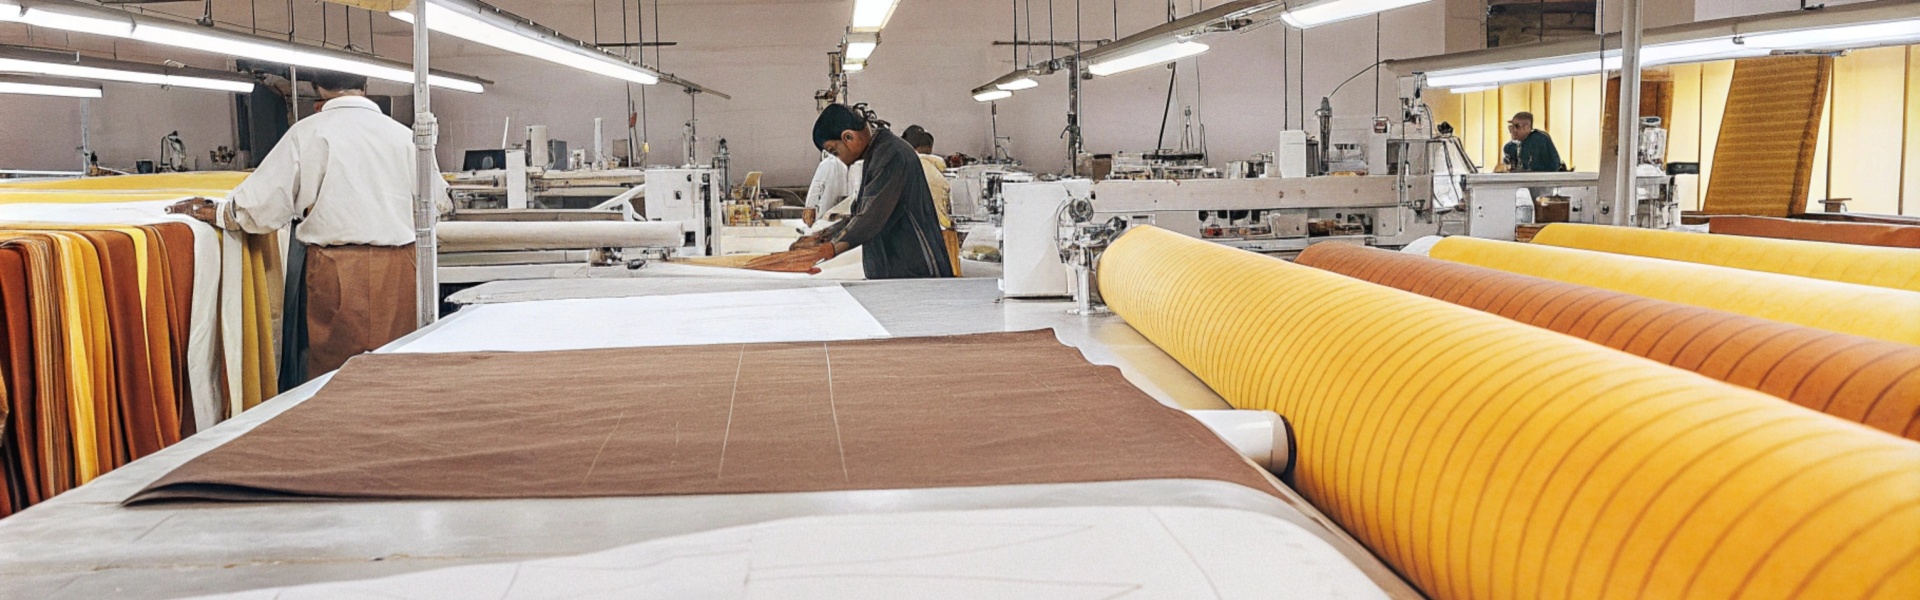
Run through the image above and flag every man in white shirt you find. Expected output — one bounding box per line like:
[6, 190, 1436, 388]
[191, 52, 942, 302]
[803, 151, 849, 223]
[169, 69, 441, 383]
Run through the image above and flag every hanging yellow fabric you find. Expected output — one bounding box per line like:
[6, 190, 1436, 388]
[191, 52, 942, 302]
[1430, 236, 1920, 346]
[1531, 223, 1920, 293]
[1098, 226, 1920, 600]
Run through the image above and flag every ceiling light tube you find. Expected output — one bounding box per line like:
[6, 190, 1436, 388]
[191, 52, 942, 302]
[1280, 0, 1435, 29]
[843, 31, 879, 61]
[0, 56, 253, 92]
[996, 76, 1038, 91]
[5, 0, 485, 92]
[972, 89, 1012, 102]
[0, 76, 101, 98]
[850, 0, 900, 31]
[1741, 18, 1920, 51]
[0, 0, 19, 20]
[392, 0, 658, 85]
[842, 59, 865, 72]
[1421, 37, 1765, 88]
[1087, 40, 1209, 77]
[1447, 84, 1497, 94]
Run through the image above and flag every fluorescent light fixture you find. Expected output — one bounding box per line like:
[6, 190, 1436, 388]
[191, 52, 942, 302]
[1087, 41, 1209, 76]
[842, 60, 865, 72]
[845, 41, 877, 60]
[1742, 18, 1920, 51]
[0, 0, 21, 20]
[1422, 36, 1765, 88]
[392, 1, 658, 85]
[0, 78, 101, 98]
[4, 0, 484, 92]
[996, 76, 1038, 91]
[0, 56, 253, 92]
[972, 89, 1012, 102]
[17, 6, 133, 37]
[1281, 0, 1434, 29]
[851, 0, 900, 31]
[1447, 84, 1497, 94]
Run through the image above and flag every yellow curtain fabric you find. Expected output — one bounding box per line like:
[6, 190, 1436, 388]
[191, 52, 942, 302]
[1430, 236, 1920, 345]
[1531, 223, 1920, 293]
[1099, 225, 1920, 600]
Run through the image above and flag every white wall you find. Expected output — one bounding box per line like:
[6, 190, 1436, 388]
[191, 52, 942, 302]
[0, 0, 1471, 184]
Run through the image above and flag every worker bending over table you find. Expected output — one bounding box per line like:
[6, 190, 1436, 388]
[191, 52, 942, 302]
[169, 69, 442, 384]
[748, 104, 954, 278]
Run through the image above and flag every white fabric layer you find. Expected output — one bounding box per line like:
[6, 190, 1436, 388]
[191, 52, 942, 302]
[394, 286, 890, 353]
[0, 200, 226, 431]
[190, 506, 1390, 600]
[436, 221, 683, 252]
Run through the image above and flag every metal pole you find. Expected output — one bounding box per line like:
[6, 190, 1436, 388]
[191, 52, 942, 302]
[1612, 0, 1643, 226]
[410, 0, 440, 327]
[79, 98, 91, 173]
[1066, 58, 1084, 176]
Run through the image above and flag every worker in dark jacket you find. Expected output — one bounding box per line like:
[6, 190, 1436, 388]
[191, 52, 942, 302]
[747, 104, 954, 278]
[1501, 111, 1565, 172]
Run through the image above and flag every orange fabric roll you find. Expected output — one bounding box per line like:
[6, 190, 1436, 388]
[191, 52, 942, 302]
[1710, 216, 1920, 249]
[1297, 243, 1920, 440]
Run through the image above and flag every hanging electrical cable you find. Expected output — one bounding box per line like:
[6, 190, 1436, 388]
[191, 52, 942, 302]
[1048, 0, 1055, 62]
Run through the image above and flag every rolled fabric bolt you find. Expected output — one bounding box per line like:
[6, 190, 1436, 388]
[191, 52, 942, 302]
[1709, 215, 1920, 249]
[1531, 223, 1920, 293]
[1185, 409, 1293, 476]
[435, 221, 683, 253]
[1100, 226, 1920, 600]
[1430, 235, 1920, 345]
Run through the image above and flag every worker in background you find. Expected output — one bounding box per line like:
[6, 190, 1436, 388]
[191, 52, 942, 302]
[168, 69, 444, 386]
[746, 103, 953, 278]
[902, 125, 962, 277]
[1501, 111, 1565, 172]
[802, 149, 849, 225]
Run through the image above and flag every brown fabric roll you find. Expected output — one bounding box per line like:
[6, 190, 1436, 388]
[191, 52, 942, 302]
[128, 330, 1279, 505]
[1710, 215, 1920, 249]
[1298, 243, 1920, 440]
[304, 244, 419, 377]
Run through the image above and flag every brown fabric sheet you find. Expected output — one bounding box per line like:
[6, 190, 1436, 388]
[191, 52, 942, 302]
[1710, 215, 1920, 249]
[1298, 243, 1920, 440]
[305, 244, 418, 376]
[1700, 56, 1833, 217]
[149, 223, 197, 436]
[128, 330, 1277, 504]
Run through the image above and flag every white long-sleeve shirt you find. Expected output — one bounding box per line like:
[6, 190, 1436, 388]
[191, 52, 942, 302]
[217, 95, 445, 247]
[803, 155, 849, 215]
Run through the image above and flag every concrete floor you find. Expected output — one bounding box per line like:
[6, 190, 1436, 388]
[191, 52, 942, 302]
[0, 277, 1287, 599]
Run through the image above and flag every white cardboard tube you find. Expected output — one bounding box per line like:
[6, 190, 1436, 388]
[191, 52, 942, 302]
[1185, 409, 1294, 476]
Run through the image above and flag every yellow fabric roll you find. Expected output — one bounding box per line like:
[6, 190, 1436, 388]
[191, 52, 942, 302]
[0, 172, 250, 192]
[1099, 226, 1920, 600]
[1431, 236, 1920, 346]
[1532, 223, 1920, 293]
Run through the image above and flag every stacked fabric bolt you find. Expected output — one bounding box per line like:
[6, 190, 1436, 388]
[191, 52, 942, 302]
[1099, 226, 1920, 600]
[0, 173, 282, 517]
[1297, 243, 1920, 440]
[1428, 236, 1920, 345]
[1529, 223, 1920, 293]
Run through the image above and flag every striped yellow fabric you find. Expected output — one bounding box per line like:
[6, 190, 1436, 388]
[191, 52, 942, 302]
[1431, 236, 1920, 346]
[1532, 224, 1920, 293]
[1099, 226, 1920, 600]
[1700, 56, 1832, 217]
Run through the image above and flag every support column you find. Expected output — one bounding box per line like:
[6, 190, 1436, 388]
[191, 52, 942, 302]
[410, 0, 439, 327]
[1611, 0, 1643, 226]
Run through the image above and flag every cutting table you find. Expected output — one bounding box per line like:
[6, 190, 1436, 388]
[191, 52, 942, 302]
[0, 277, 1414, 598]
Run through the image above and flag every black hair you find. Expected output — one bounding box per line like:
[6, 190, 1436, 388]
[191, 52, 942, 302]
[307, 69, 369, 93]
[902, 125, 933, 150]
[812, 103, 888, 150]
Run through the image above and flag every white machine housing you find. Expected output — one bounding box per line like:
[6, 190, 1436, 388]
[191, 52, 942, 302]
[1001, 179, 1092, 298]
[640, 167, 722, 256]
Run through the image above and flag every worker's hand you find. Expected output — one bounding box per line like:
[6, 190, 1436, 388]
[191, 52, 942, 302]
[789, 235, 825, 251]
[743, 245, 835, 274]
[166, 197, 219, 225]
